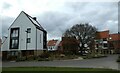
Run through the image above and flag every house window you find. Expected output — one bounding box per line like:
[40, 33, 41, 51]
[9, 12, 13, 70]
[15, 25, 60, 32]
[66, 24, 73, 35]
[96, 44, 99, 48]
[27, 38, 31, 43]
[11, 29, 18, 37]
[103, 38, 107, 41]
[11, 39, 18, 48]
[10, 28, 19, 49]
[27, 28, 31, 33]
[50, 47, 52, 50]
[103, 43, 108, 47]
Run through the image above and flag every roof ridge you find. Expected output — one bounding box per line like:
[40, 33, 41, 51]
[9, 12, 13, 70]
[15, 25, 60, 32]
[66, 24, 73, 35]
[22, 11, 45, 31]
[97, 30, 109, 33]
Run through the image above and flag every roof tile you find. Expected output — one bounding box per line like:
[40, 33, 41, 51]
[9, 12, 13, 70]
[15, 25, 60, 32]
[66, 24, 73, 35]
[47, 40, 58, 46]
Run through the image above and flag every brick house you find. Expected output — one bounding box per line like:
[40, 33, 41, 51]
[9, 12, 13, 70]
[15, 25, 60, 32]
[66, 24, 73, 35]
[95, 30, 110, 54]
[95, 30, 120, 54]
[109, 33, 120, 54]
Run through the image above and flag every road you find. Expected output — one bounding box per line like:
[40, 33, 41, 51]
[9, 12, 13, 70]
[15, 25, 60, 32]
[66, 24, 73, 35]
[2, 55, 120, 70]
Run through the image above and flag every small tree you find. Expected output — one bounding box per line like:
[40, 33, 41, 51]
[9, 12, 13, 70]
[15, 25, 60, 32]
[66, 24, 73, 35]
[62, 37, 79, 55]
[63, 23, 97, 55]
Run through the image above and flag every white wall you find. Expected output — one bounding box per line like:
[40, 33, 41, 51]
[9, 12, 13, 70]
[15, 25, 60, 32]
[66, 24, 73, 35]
[10, 12, 36, 51]
[37, 29, 43, 50]
[1, 38, 9, 51]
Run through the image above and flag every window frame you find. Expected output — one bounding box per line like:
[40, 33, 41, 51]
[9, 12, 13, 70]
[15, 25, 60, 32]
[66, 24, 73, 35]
[10, 28, 19, 49]
[103, 43, 108, 47]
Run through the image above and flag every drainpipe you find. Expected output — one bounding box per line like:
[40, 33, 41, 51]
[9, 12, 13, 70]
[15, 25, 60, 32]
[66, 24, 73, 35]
[25, 30, 28, 60]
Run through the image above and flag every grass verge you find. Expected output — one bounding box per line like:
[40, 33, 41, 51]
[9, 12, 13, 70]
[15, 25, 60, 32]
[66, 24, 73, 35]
[2, 67, 119, 73]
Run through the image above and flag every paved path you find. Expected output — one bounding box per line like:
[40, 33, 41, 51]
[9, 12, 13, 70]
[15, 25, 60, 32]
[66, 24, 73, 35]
[2, 55, 120, 70]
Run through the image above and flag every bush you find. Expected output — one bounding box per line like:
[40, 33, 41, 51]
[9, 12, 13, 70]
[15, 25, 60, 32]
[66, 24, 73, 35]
[82, 54, 107, 59]
[37, 52, 51, 61]
[64, 51, 75, 55]
[27, 55, 36, 60]
[39, 52, 50, 58]
[7, 56, 17, 61]
[16, 55, 38, 62]
[37, 57, 50, 61]
[16, 57, 26, 62]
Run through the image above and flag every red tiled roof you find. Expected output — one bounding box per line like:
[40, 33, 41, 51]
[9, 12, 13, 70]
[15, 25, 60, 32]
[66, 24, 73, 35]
[62, 37, 80, 45]
[96, 30, 109, 39]
[47, 39, 58, 46]
[109, 34, 120, 41]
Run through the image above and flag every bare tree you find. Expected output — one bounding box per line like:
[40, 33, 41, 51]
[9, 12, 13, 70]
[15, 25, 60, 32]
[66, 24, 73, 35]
[63, 23, 97, 54]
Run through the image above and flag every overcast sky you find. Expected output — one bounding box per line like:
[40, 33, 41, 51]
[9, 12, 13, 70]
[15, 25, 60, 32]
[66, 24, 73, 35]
[0, 0, 119, 40]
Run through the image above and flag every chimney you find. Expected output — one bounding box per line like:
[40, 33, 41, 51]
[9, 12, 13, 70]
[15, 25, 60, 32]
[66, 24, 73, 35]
[33, 17, 37, 20]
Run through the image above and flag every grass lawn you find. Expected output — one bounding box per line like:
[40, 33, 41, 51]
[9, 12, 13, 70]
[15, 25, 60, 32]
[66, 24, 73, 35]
[2, 67, 120, 73]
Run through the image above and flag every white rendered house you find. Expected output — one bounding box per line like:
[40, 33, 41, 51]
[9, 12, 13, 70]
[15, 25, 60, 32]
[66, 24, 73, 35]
[47, 39, 61, 51]
[1, 11, 47, 60]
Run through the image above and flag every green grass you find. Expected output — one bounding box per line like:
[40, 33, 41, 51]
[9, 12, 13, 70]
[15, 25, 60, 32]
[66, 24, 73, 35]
[2, 67, 118, 73]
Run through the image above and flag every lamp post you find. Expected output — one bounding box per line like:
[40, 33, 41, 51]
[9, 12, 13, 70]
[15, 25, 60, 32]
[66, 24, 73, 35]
[25, 30, 28, 60]
[109, 37, 112, 54]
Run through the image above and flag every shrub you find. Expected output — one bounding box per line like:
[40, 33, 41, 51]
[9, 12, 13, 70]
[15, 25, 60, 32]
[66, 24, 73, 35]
[37, 57, 50, 61]
[7, 56, 17, 61]
[39, 52, 50, 58]
[16, 57, 26, 62]
[27, 55, 36, 60]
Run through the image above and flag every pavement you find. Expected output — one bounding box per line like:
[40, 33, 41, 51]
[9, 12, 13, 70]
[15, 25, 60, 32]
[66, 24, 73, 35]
[2, 55, 120, 70]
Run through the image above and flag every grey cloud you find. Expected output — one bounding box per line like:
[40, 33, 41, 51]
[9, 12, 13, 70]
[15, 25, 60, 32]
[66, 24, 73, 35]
[1, 2, 118, 40]
[2, 16, 14, 37]
[38, 12, 73, 38]
[36, 2, 118, 39]
[65, 2, 118, 31]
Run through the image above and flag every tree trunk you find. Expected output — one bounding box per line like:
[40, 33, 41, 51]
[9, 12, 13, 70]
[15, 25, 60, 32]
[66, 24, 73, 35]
[80, 43, 85, 55]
